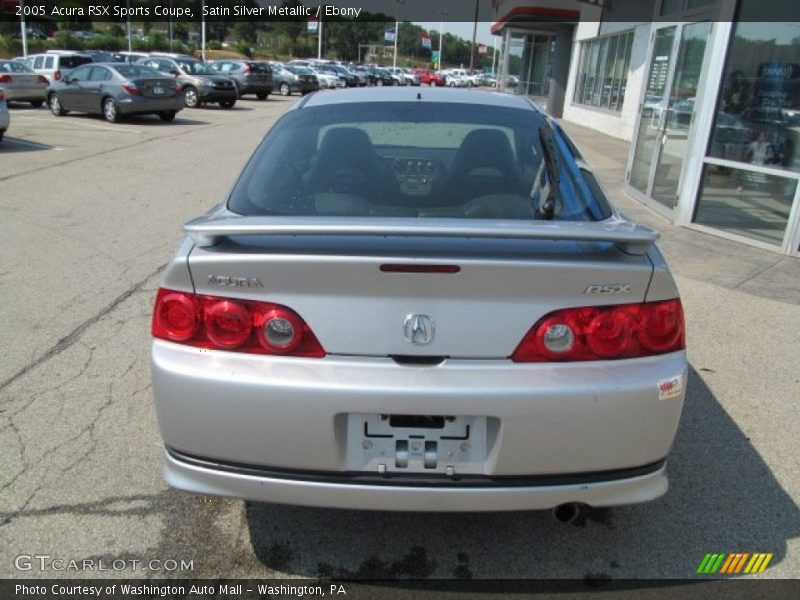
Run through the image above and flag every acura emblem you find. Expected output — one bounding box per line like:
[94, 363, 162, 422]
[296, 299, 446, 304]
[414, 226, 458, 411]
[403, 314, 434, 346]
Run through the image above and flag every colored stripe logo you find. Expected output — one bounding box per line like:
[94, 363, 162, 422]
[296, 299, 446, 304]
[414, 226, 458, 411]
[697, 553, 773, 574]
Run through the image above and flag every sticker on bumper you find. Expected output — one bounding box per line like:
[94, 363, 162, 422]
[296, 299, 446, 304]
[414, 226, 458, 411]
[658, 375, 683, 400]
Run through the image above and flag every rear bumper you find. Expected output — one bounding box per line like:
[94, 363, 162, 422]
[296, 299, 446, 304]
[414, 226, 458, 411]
[0, 111, 8, 130]
[3, 87, 47, 102]
[152, 340, 687, 510]
[165, 447, 668, 511]
[118, 96, 184, 114]
[239, 83, 273, 94]
[198, 89, 238, 102]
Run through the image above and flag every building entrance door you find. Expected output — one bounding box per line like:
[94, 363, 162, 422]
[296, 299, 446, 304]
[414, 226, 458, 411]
[626, 22, 712, 217]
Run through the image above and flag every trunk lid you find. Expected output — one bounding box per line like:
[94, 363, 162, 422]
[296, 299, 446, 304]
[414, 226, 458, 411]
[135, 78, 177, 97]
[4, 74, 41, 88]
[185, 215, 656, 359]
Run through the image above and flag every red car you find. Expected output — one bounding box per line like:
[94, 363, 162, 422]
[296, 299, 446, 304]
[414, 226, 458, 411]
[414, 68, 445, 87]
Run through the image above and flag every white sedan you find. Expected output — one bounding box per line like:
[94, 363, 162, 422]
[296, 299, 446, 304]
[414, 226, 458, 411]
[310, 68, 345, 89]
[444, 70, 470, 88]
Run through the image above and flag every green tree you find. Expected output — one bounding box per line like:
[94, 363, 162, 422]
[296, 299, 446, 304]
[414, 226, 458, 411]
[272, 0, 306, 55]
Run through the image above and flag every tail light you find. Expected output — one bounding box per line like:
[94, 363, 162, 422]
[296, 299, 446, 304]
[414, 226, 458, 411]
[121, 83, 141, 96]
[0, 91, 4, 102]
[0, 74, 11, 83]
[37, 75, 49, 84]
[511, 299, 684, 362]
[152, 289, 325, 358]
[54, 70, 61, 81]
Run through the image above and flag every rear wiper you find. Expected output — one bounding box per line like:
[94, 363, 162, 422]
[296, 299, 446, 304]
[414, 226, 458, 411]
[536, 124, 561, 221]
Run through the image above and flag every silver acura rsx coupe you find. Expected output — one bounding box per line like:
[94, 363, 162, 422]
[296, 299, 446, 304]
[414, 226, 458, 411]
[151, 88, 687, 513]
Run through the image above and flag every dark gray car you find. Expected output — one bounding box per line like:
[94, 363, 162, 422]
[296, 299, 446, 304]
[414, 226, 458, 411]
[47, 63, 184, 123]
[138, 55, 237, 109]
[272, 65, 319, 96]
[208, 60, 273, 100]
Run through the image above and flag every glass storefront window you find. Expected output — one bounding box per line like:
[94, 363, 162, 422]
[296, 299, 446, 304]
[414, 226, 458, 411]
[695, 1, 800, 251]
[573, 31, 634, 112]
[707, 21, 800, 174]
[661, 0, 716, 15]
[502, 33, 553, 97]
[694, 165, 796, 246]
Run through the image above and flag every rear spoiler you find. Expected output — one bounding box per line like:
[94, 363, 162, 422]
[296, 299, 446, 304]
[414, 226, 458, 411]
[184, 215, 659, 255]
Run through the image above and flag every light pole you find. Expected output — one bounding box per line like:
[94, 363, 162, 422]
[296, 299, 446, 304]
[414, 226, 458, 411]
[469, 0, 479, 74]
[125, 0, 132, 52]
[393, 0, 405, 69]
[438, 12, 448, 71]
[19, 0, 28, 58]
[317, 11, 323, 59]
[201, 0, 206, 61]
[168, 0, 173, 50]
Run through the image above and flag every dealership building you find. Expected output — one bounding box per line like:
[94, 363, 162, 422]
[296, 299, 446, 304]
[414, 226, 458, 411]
[492, 0, 800, 256]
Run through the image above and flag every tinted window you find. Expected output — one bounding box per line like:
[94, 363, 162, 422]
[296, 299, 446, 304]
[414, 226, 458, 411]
[61, 55, 92, 69]
[69, 66, 92, 81]
[248, 63, 269, 74]
[113, 64, 163, 79]
[228, 102, 610, 222]
[177, 60, 215, 75]
[89, 67, 112, 81]
[0, 60, 33, 73]
[89, 52, 116, 62]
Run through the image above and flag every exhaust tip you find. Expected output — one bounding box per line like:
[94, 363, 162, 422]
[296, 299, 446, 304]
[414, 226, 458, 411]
[553, 502, 581, 524]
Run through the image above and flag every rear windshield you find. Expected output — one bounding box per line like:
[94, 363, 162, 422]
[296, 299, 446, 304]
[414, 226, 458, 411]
[0, 60, 33, 73]
[228, 102, 611, 222]
[60, 55, 92, 68]
[247, 62, 270, 74]
[113, 64, 163, 79]
[178, 60, 215, 75]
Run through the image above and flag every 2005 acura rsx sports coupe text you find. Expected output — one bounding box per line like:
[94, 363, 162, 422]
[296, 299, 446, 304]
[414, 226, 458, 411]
[150, 88, 687, 513]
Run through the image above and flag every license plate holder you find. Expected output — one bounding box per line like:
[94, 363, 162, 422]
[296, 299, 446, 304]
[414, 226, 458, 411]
[346, 414, 487, 475]
[153, 86, 165, 95]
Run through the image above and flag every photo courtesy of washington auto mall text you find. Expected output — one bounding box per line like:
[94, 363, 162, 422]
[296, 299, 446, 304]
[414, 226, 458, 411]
[12, 583, 350, 598]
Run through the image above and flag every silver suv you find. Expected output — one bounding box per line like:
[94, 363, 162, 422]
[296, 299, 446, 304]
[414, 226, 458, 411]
[23, 50, 93, 84]
[138, 55, 237, 109]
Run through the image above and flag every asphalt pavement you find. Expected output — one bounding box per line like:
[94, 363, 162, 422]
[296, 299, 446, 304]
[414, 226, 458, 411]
[0, 95, 797, 582]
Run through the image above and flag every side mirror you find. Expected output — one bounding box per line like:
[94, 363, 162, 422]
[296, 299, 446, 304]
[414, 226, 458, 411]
[170, 69, 180, 76]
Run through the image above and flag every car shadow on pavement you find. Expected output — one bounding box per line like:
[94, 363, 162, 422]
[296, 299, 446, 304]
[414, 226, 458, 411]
[5, 103, 47, 111]
[0, 137, 53, 153]
[246, 366, 799, 580]
[124, 115, 211, 126]
[196, 105, 254, 112]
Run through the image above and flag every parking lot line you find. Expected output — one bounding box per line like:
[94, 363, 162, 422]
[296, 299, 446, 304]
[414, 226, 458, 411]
[14, 115, 143, 134]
